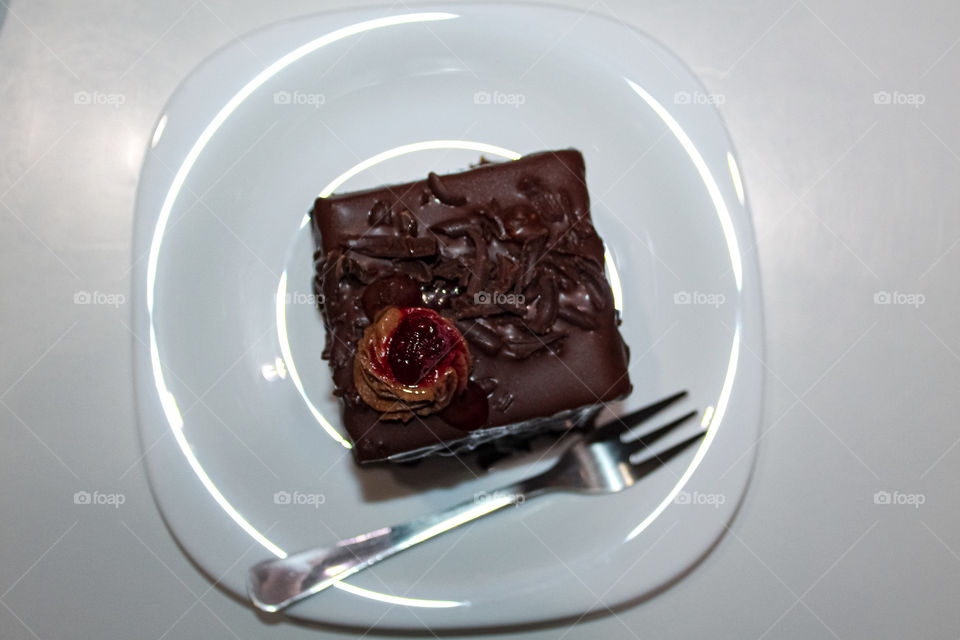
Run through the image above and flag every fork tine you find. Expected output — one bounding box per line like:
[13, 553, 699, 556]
[625, 410, 698, 455]
[589, 390, 688, 442]
[629, 429, 707, 478]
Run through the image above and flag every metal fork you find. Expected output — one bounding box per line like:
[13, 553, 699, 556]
[248, 390, 704, 612]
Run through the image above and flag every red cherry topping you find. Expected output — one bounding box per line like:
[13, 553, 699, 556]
[386, 308, 461, 386]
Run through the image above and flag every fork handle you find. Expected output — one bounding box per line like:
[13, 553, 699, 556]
[248, 476, 547, 612]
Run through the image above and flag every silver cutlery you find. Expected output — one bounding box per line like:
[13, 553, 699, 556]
[248, 390, 703, 612]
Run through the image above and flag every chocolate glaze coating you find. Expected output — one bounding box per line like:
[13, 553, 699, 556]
[311, 149, 632, 463]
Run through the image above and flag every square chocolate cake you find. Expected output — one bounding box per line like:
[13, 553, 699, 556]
[311, 149, 631, 463]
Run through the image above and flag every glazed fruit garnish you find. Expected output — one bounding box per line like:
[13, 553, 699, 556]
[354, 307, 472, 421]
[387, 310, 459, 385]
[361, 274, 421, 321]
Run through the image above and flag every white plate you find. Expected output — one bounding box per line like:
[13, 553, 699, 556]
[132, 2, 763, 630]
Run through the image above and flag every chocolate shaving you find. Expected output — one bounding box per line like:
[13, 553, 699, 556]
[328, 250, 345, 285]
[466, 199, 501, 241]
[427, 172, 467, 206]
[430, 219, 473, 238]
[501, 203, 549, 242]
[433, 219, 491, 297]
[542, 255, 576, 282]
[575, 258, 612, 311]
[340, 255, 379, 284]
[328, 313, 353, 369]
[552, 269, 575, 291]
[432, 258, 470, 285]
[459, 320, 502, 355]
[395, 209, 418, 235]
[480, 199, 508, 240]
[395, 260, 432, 282]
[543, 255, 608, 313]
[518, 235, 547, 290]
[556, 240, 604, 268]
[342, 235, 437, 258]
[496, 296, 526, 316]
[368, 200, 392, 226]
[464, 229, 489, 297]
[491, 254, 520, 295]
[526, 273, 558, 333]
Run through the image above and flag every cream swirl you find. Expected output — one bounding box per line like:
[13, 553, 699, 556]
[354, 306, 471, 421]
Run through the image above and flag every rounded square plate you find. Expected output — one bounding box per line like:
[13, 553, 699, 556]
[132, 2, 763, 630]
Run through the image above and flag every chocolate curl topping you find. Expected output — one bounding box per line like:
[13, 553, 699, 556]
[542, 254, 609, 314]
[432, 258, 471, 286]
[368, 200, 393, 226]
[395, 209, 418, 235]
[491, 254, 520, 296]
[341, 235, 438, 258]
[427, 172, 467, 206]
[459, 319, 503, 355]
[339, 254, 379, 284]
[430, 219, 472, 237]
[479, 199, 507, 240]
[464, 229, 489, 298]
[517, 235, 547, 290]
[501, 203, 549, 242]
[324, 249, 345, 286]
[395, 260, 433, 282]
[525, 272, 559, 334]
[575, 257, 613, 311]
[431, 219, 491, 298]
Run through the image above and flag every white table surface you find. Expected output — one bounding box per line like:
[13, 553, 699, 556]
[2, 1, 959, 638]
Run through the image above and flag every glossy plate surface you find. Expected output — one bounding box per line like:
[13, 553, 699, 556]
[131, 2, 763, 629]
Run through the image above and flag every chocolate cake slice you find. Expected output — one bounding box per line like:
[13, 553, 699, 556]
[311, 149, 631, 463]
